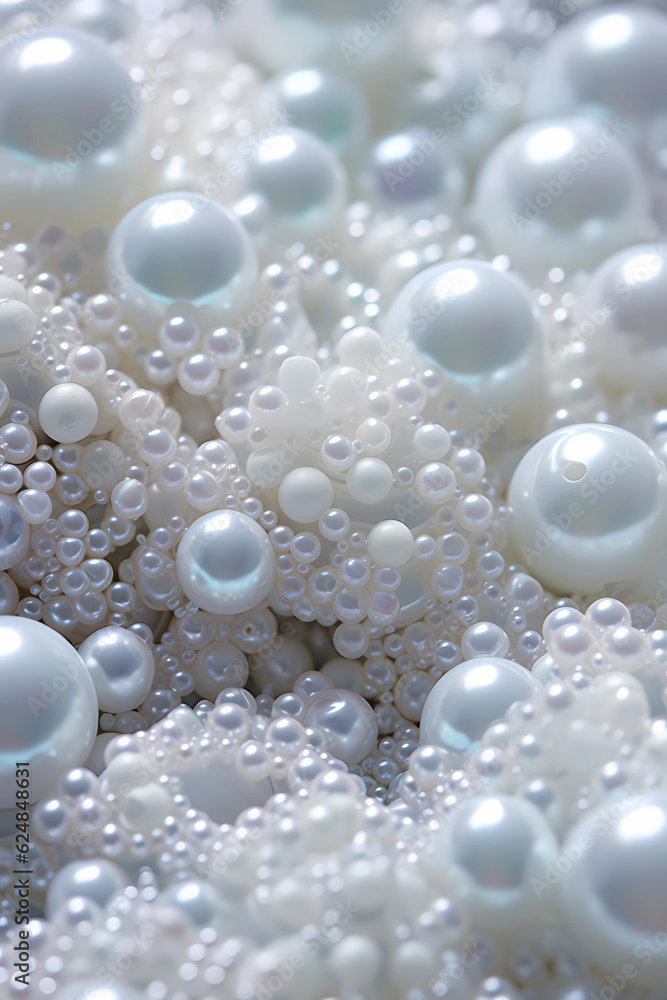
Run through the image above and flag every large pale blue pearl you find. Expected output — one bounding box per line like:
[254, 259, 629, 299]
[107, 192, 258, 331]
[559, 794, 667, 988]
[0, 617, 98, 808]
[0, 494, 29, 571]
[420, 656, 541, 755]
[176, 509, 275, 616]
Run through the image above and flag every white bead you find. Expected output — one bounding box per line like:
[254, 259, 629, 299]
[176, 509, 275, 615]
[304, 688, 378, 764]
[0, 298, 37, 355]
[508, 423, 667, 594]
[45, 858, 129, 919]
[346, 458, 393, 503]
[367, 519, 413, 567]
[38, 383, 98, 443]
[0, 617, 98, 808]
[279, 467, 333, 523]
[78, 626, 155, 714]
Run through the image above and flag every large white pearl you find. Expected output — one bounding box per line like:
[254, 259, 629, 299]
[559, 794, 667, 987]
[0, 617, 98, 807]
[443, 795, 559, 928]
[176, 509, 275, 615]
[0, 27, 145, 234]
[77, 626, 155, 713]
[508, 424, 667, 594]
[106, 192, 258, 333]
[304, 688, 378, 764]
[473, 117, 650, 277]
[572, 243, 667, 396]
[420, 656, 541, 755]
[526, 6, 667, 124]
[45, 858, 129, 919]
[383, 260, 543, 432]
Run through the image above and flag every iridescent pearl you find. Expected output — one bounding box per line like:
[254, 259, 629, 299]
[572, 243, 667, 395]
[176, 509, 275, 615]
[304, 688, 378, 764]
[420, 657, 542, 755]
[78, 626, 155, 713]
[0, 494, 29, 570]
[0, 27, 144, 233]
[508, 424, 667, 594]
[473, 117, 650, 276]
[0, 617, 98, 807]
[383, 260, 543, 429]
[444, 795, 559, 928]
[361, 130, 463, 219]
[526, 6, 667, 123]
[107, 192, 258, 331]
[45, 858, 129, 919]
[559, 794, 667, 987]
[258, 69, 369, 157]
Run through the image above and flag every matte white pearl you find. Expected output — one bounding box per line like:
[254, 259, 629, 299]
[444, 795, 559, 928]
[559, 794, 667, 988]
[78, 626, 155, 713]
[38, 383, 98, 443]
[420, 656, 542, 755]
[573, 243, 667, 395]
[473, 117, 650, 276]
[508, 424, 667, 594]
[278, 467, 334, 523]
[0, 617, 98, 807]
[0, 298, 37, 355]
[526, 6, 667, 123]
[177, 509, 275, 615]
[107, 192, 258, 332]
[367, 519, 414, 567]
[45, 858, 129, 919]
[304, 688, 378, 764]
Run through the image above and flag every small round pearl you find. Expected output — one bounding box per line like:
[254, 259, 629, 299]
[304, 688, 378, 764]
[176, 509, 275, 615]
[367, 520, 414, 568]
[278, 467, 334, 523]
[107, 192, 258, 331]
[420, 657, 542, 755]
[0, 617, 98, 807]
[508, 423, 667, 594]
[78, 626, 155, 713]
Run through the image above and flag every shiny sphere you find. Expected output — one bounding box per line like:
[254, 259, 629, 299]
[0, 617, 98, 807]
[508, 424, 667, 594]
[526, 6, 667, 123]
[420, 656, 542, 755]
[45, 858, 129, 919]
[559, 794, 667, 987]
[107, 192, 258, 331]
[361, 130, 463, 218]
[176, 509, 275, 615]
[258, 69, 368, 156]
[473, 117, 650, 276]
[38, 383, 98, 443]
[445, 795, 559, 928]
[573, 243, 667, 395]
[245, 127, 347, 240]
[304, 688, 378, 764]
[78, 626, 155, 713]
[0, 494, 29, 571]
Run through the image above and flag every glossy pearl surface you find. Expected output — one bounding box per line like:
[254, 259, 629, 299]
[508, 424, 667, 594]
[420, 656, 542, 755]
[0, 617, 98, 807]
[176, 509, 275, 615]
[78, 626, 155, 713]
[304, 688, 379, 764]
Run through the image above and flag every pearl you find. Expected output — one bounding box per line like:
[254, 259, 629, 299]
[38, 383, 98, 443]
[278, 467, 334, 523]
[361, 130, 463, 218]
[176, 509, 275, 615]
[0, 494, 29, 570]
[383, 260, 543, 429]
[106, 192, 258, 331]
[559, 794, 667, 987]
[0, 617, 98, 807]
[473, 117, 650, 276]
[45, 858, 129, 919]
[442, 795, 559, 928]
[0, 298, 37, 355]
[304, 688, 378, 764]
[526, 6, 667, 123]
[367, 519, 414, 568]
[508, 424, 667, 594]
[573, 243, 667, 395]
[78, 626, 155, 713]
[420, 657, 542, 755]
[0, 27, 144, 233]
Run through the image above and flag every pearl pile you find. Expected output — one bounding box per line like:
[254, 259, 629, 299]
[2, 1, 667, 998]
